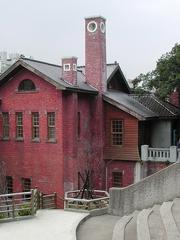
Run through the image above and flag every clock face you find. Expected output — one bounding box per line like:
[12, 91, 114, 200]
[87, 21, 97, 33]
[100, 22, 105, 33]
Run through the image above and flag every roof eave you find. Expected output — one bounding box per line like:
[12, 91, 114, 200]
[103, 94, 146, 120]
[66, 87, 98, 95]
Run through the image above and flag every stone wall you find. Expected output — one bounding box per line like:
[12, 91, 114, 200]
[109, 162, 180, 216]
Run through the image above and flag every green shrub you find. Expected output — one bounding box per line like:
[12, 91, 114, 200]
[18, 203, 31, 216]
[0, 213, 5, 219]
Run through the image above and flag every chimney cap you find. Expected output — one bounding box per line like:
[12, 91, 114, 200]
[62, 56, 78, 60]
[85, 15, 106, 21]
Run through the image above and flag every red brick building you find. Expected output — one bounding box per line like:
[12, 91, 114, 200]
[0, 16, 180, 199]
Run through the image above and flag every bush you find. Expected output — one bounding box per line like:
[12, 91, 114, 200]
[18, 203, 31, 216]
[0, 213, 5, 219]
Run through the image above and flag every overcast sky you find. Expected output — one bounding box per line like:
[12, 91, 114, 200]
[0, 0, 180, 79]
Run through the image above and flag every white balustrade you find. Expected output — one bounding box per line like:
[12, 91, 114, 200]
[141, 145, 179, 162]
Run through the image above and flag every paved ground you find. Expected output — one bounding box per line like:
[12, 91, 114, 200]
[77, 214, 121, 240]
[0, 209, 88, 240]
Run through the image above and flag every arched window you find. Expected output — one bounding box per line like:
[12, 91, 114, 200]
[18, 79, 36, 92]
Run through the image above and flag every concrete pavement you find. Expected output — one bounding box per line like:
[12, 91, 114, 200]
[77, 214, 121, 240]
[0, 209, 88, 240]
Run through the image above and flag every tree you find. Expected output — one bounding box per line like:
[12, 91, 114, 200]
[132, 43, 180, 99]
[0, 160, 6, 194]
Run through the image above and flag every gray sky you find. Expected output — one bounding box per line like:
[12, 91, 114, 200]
[0, 0, 180, 79]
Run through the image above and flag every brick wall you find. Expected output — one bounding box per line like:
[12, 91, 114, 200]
[0, 69, 64, 199]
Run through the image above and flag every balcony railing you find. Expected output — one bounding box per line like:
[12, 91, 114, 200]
[141, 145, 180, 162]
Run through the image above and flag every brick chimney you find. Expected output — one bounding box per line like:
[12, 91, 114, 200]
[85, 16, 107, 92]
[62, 57, 77, 85]
[170, 88, 180, 107]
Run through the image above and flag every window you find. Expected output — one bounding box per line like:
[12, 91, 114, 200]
[111, 120, 123, 145]
[77, 112, 81, 138]
[112, 172, 123, 187]
[32, 112, 39, 140]
[22, 178, 31, 192]
[22, 178, 31, 199]
[47, 112, 55, 141]
[63, 64, 71, 71]
[2, 112, 9, 139]
[18, 79, 36, 92]
[6, 176, 13, 194]
[16, 112, 23, 139]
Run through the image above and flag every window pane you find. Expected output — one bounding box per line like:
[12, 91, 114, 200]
[112, 172, 123, 187]
[111, 120, 123, 145]
[16, 112, 23, 138]
[6, 176, 13, 194]
[47, 112, 55, 140]
[32, 112, 39, 139]
[18, 79, 36, 91]
[2, 112, 9, 138]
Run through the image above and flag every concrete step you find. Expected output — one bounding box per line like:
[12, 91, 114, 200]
[160, 201, 180, 240]
[137, 208, 152, 240]
[124, 210, 139, 240]
[172, 198, 180, 232]
[148, 205, 167, 240]
[112, 215, 133, 240]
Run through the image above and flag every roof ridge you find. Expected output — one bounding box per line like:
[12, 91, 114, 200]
[21, 57, 61, 68]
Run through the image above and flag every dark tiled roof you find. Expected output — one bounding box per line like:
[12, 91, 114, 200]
[22, 58, 98, 93]
[103, 91, 180, 120]
[132, 94, 180, 118]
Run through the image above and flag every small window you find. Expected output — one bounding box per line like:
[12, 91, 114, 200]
[22, 178, 31, 199]
[18, 79, 36, 92]
[111, 120, 123, 145]
[2, 112, 9, 139]
[32, 112, 39, 140]
[6, 176, 13, 194]
[16, 112, 23, 139]
[63, 64, 71, 71]
[47, 112, 55, 141]
[112, 172, 123, 187]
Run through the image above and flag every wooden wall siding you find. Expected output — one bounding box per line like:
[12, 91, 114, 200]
[104, 103, 140, 161]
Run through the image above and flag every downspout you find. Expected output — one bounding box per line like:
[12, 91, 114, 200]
[105, 160, 114, 191]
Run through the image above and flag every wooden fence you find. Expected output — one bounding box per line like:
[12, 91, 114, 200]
[64, 190, 109, 211]
[0, 189, 58, 222]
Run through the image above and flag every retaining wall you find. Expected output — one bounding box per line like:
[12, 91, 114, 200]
[109, 162, 180, 216]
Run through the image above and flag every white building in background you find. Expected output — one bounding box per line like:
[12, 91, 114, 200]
[0, 51, 21, 74]
[0, 52, 33, 74]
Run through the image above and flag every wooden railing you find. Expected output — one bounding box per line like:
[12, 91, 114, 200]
[0, 189, 39, 222]
[0, 189, 60, 222]
[141, 145, 179, 162]
[64, 190, 109, 211]
[39, 193, 57, 209]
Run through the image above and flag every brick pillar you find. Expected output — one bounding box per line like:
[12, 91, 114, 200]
[85, 16, 107, 92]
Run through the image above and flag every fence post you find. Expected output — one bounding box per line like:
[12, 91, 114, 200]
[141, 145, 149, 161]
[31, 189, 35, 216]
[12, 196, 15, 219]
[170, 146, 177, 163]
[54, 192, 57, 208]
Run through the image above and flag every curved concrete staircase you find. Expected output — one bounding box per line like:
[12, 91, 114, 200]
[112, 198, 180, 240]
[77, 163, 180, 240]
